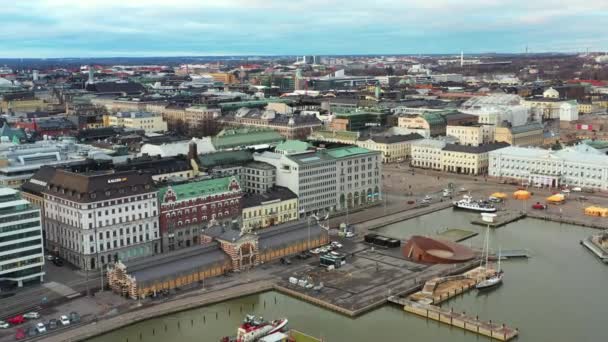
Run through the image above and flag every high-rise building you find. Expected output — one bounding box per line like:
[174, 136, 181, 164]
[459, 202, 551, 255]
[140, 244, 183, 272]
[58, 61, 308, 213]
[0, 188, 45, 288]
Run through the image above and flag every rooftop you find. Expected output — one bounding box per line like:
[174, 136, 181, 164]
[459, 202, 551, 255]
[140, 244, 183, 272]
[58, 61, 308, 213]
[443, 142, 510, 154]
[158, 176, 239, 203]
[275, 140, 312, 154]
[325, 146, 375, 159]
[212, 128, 284, 149]
[363, 133, 424, 144]
[242, 186, 297, 208]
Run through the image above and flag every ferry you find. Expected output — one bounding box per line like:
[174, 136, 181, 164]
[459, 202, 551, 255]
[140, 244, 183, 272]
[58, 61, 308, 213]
[453, 195, 497, 213]
[221, 315, 288, 342]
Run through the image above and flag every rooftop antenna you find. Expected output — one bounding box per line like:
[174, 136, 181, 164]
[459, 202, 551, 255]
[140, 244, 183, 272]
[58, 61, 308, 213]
[460, 50, 464, 67]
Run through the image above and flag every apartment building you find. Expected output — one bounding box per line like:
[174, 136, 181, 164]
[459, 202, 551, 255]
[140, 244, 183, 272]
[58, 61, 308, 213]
[0, 188, 44, 288]
[446, 124, 494, 147]
[43, 170, 160, 270]
[104, 111, 168, 133]
[441, 142, 509, 175]
[241, 186, 298, 231]
[356, 133, 424, 163]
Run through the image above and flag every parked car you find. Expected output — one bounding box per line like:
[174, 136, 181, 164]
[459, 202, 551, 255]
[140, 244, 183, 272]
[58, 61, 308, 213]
[14, 328, 26, 340]
[310, 248, 321, 255]
[578, 196, 588, 201]
[296, 252, 310, 260]
[47, 319, 58, 330]
[7, 315, 25, 325]
[59, 315, 70, 326]
[45, 254, 55, 261]
[52, 258, 64, 267]
[279, 257, 291, 265]
[26, 326, 38, 337]
[331, 241, 343, 249]
[562, 188, 571, 194]
[23, 312, 40, 320]
[532, 202, 547, 210]
[407, 200, 415, 205]
[572, 187, 582, 192]
[0, 321, 9, 329]
[345, 231, 355, 238]
[35, 323, 46, 334]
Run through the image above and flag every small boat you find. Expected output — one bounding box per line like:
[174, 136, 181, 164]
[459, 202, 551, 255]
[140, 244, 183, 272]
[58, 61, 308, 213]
[453, 195, 497, 213]
[221, 315, 288, 342]
[476, 231, 504, 290]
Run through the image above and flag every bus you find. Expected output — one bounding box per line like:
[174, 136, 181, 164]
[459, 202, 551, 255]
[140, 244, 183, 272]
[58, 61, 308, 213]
[319, 253, 346, 269]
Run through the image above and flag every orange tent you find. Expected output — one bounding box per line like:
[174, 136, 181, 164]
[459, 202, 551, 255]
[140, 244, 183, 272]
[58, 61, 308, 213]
[491, 192, 508, 199]
[546, 194, 565, 203]
[513, 190, 531, 200]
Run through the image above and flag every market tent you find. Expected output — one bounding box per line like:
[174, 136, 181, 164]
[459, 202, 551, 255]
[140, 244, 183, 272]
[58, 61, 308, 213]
[584, 206, 608, 217]
[491, 192, 508, 199]
[513, 190, 531, 200]
[546, 194, 565, 203]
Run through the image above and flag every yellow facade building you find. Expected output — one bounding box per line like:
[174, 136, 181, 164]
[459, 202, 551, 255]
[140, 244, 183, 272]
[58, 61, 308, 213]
[242, 187, 298, 231]
[356, 133, 424, 163]
[104, 111, 168, 133]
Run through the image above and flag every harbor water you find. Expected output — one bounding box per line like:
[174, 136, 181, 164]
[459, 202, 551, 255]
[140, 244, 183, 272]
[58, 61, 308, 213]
[90, 209, 608, 342]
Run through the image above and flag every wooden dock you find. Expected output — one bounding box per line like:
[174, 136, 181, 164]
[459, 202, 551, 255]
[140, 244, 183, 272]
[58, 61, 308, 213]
[388, 297, 519, 341]
[471, 211, 526, 228]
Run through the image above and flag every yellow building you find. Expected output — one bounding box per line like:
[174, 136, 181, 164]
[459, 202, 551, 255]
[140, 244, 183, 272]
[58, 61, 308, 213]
[356, 133, 424, 163]
[494, 123, 544, 146]
[209, 72, 236, 84]
[1, 99, 46, 113]
[104, 111, 168, 133]
[242, 187, 298, 231]
[446, 124, 494, 147]
[441, 142, 509, 175]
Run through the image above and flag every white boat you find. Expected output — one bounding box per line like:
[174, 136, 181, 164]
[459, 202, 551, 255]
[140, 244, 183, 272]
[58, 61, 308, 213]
[221, 315, 288, 342]
[476, 230, 503, 290]
[453, 195, 497, 213]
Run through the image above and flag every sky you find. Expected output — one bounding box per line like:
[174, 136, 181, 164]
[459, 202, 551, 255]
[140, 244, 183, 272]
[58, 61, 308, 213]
[1, 0, 607, 58]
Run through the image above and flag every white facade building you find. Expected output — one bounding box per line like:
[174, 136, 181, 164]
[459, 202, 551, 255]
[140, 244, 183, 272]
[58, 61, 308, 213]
[254, 146, 382, 215]
[410, 138, 449, 170]
[460, 94, 531, 126]
[43, 170, 160, 270]
[489, 145, 608, 190]
[0, 188, 44, 288]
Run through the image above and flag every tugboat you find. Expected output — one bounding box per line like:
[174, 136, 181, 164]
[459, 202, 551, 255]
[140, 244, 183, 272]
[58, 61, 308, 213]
[453, 195, 497, 213]
[221, 315, 288, 342]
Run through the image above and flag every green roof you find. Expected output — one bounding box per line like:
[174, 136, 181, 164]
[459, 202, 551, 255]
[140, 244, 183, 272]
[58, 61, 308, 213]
[198, 150, 253, 168]
[275, 140, 312, 154]
[326, 146, 375, 159]
[584, 139, 608, 149]
[0, 123, 25, 141]
[158, 177, 237, 202]
[212, 128, 284, 149]
[422, 112, 447, 126]
[217, 98, 293, 111]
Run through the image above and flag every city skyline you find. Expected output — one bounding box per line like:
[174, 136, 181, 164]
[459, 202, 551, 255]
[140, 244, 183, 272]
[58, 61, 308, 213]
[1, 0, 607, 58]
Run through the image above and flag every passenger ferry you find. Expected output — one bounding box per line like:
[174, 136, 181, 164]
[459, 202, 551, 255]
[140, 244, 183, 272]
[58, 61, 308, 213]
[453, 195, 497, 213]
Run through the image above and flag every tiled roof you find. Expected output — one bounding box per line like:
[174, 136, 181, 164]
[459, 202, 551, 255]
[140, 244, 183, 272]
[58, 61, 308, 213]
[158, 176, 238, 202]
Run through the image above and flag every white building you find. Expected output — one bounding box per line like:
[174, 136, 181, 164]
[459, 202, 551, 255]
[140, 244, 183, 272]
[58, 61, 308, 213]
[489, 145, 608, 190]
[460, 94, 532, 126]
[106, 112, 168, 133]
[43, 170, 160, 270]
[254, 146, 382, 215]
[446, 124, 494, 146]
[410, 138, 449, 170]
[139, 137, 216, 158]
[0, 188, 45, 288]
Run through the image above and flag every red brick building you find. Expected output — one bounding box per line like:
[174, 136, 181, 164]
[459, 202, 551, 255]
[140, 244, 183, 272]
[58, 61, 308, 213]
[158, 176, 242, 252]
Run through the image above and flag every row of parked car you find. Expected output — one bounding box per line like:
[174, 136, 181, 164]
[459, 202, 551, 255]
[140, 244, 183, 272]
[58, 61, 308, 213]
[310, 241, 343, 255]
[0, 311, 80, 340]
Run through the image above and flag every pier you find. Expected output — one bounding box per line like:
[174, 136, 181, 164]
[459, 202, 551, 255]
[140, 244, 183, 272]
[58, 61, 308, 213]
[581, 237, 608, 263]
[388, 297, 519, 341]
[471, 211, 526, 228]
[388, 266, 519, 341]
[436, 228, 478, 242]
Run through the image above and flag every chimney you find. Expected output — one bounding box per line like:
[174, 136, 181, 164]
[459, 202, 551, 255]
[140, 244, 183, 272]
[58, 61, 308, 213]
[188, 140, 198, 160]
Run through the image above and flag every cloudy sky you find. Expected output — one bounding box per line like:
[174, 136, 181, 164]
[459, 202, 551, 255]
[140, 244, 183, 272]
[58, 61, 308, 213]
[1, 0, 607, 57]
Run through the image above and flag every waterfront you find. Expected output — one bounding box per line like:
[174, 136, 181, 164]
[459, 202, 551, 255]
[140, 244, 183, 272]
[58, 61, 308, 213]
[90, 209, 608, 342]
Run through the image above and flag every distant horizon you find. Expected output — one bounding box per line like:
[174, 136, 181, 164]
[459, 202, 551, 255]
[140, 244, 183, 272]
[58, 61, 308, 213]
[2, 1, 607, 59]
[0, 51, 587, 61]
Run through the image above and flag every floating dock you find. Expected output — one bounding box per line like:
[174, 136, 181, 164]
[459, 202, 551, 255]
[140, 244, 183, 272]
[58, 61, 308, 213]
[436, 229, 478, 242]
[493, 249, 530, 260]
[581, 237, 608, 263]
[471, 211, 526, 228]
[389, 298, 519, 341]
[388, 266, 519, 341]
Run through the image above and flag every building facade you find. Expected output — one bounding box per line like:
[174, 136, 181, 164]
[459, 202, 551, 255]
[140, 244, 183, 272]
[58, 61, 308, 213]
[254, 146, 382, 215]
[158, 177, 242, 252]
[489, 146, 608, 190]
[241, 187, 298, 231]
[0, 188, 45, 288]
[446, 124, 494, 147]
[241, 162, 276, 194]
[43, 170, 160, 270]
[104, 112, 168, 133]
[441, 142, 509, 175]
[494, 123, 544, 146]
[410, 139, 448, 170]
[356, 134, 424, 163]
